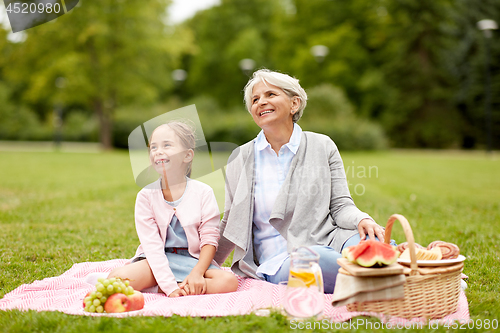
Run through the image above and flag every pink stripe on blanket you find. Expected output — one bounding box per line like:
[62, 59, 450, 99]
[0, 259, 470, 323]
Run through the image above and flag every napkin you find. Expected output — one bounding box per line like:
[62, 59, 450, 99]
[331, 272, 406, 307]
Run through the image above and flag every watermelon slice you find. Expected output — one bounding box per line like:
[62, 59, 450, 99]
[348, 240, 371, 260]
[341, 246, 356, 262]
[344, 240, 400, 267]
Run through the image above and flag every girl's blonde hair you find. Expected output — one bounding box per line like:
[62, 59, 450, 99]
[149, 120, 196, 177]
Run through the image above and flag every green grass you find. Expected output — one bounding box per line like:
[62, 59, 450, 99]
[0, 150, 499, 332]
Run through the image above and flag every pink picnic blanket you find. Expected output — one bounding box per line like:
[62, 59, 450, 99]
[0, 259, 469, 325]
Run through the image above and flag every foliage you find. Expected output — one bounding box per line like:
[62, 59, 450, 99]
[450, 0, 500, 149]
[377, 0, 463, 147]
[301, 84, 388, 150]
[189, 86, 387, 150]
[1, 0, 499, 149]
[0, 82, 51, 141]
[183, 0, 500, 149]
[112, 100, 181, 149]
[1, 0, 192, 149]
[62, 111, 99, 142]
[184, 0, 282, 107]
[0, 150, 498, 330]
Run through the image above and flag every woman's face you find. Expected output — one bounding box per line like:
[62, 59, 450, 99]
[250, 81, 299, 131]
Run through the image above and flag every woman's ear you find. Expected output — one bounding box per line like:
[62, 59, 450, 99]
[184, 149, 194, 164]
[291, 96, 300, 114]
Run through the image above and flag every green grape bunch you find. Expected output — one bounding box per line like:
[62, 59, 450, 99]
[83, 277, 135, 313]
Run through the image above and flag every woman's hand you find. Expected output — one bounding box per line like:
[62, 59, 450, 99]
[168, 288, 187, 297]
[358, 218, 385, 241]
[179, 272, 207, 295]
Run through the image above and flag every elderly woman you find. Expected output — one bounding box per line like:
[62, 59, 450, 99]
[214, 69, 386, 293]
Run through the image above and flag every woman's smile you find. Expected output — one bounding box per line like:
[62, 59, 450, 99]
[259, 109, 274, 117]
[251, 81, 294, 128]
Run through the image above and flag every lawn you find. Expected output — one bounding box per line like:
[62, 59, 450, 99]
[0, 149, 499, 332]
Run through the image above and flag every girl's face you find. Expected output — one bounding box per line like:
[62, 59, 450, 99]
[149, 125, 193, 176]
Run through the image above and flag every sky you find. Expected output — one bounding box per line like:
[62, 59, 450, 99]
[168, 0, 221, 24]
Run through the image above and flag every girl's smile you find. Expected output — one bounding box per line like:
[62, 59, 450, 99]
[149, 125, 192, 177]
[154, 158, 170, 165]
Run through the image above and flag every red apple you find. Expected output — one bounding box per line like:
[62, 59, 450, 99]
[104, 293, 131, 313]
[127, 291, 145, 311]
[83, 291, 91, 308]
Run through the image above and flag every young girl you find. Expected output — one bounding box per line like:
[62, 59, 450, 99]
[108, 121, 238, 297]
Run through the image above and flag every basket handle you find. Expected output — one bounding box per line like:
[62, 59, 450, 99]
[384, 214, 419, 275]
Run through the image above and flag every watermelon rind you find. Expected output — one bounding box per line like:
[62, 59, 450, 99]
[342, 246, 356, 262]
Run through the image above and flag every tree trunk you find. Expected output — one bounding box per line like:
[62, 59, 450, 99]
[94, 99, 113, 150]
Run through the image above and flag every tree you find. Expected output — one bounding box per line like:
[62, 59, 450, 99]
[375, 0, 463, 147]
[451, 0, 500, 149]
[183, 0, 393, 119]
[3, 0, 193, 149]
[184, 0, 284, 107]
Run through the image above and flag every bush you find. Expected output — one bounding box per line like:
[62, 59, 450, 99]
[304, 83, 355, 118]
[302, 117, 388, 150]
[112, 96, 260, 148]
[198, 108, 260, 146]
[191, 87, 388, 150]
[0, 106, 52, 141]
[62, 111, 99, 142]
[300, 84, 387, 150]
[112, 99, 185, 149]
[111, 86, 388, 150]
[0, 83, 387, 151]
[0, 83, 52, 141]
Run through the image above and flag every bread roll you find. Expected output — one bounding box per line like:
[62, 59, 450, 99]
[396, 242, 424, 254]
[427, 241, 460, 259]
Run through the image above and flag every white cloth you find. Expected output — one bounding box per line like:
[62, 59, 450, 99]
[164, 179, 189, 249]
[253, 124, 302, 277]
[331, 273, 406, 307]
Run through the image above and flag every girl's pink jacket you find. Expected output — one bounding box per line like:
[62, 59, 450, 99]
[132, 178, 221, 296]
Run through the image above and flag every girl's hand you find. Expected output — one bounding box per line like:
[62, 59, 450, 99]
[358, 218, 385, 241]
[168, 288, 187, 297]
[179, 273, 206, 295]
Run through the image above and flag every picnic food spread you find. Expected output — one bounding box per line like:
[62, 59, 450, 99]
[83, 277, 145, 313]
[341, 240, 400, 267]
[400, 247, 442, 260]
[397, 241, 460, 261]
[334, 214, 466, 319]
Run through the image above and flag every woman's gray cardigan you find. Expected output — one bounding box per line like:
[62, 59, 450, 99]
[214, 131, 373, 279]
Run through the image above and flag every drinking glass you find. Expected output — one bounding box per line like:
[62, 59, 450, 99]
[281, 247, 324, 319]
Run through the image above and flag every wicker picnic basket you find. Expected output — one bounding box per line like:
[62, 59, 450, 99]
[346, 214, 463, 319]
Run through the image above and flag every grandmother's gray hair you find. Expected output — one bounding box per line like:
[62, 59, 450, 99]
[243, 69, 308, 123]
